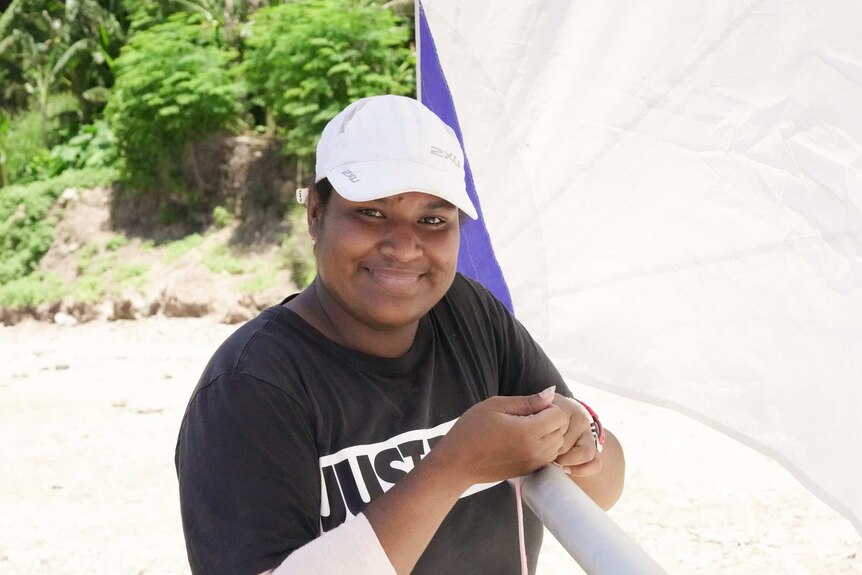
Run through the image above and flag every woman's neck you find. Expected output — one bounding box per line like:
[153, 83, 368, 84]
[284, 280, 419, 358]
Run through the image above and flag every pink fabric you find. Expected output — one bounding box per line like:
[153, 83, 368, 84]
[514, 477, 528, 575]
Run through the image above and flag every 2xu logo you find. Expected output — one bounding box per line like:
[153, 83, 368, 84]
[341, 169, 360, 183]
[317, 418, 500, 532]
[430, 146, 461, 167]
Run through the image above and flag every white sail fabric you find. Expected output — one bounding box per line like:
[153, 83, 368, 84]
[420, 0, 862, 533]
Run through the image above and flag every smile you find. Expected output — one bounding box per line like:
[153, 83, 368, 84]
[365, 267, 424, 288]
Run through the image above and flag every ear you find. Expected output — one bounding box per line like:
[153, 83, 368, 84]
[306, 187, 323, 239]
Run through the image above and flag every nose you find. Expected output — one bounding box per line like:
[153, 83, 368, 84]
[380, 221, 423, 262]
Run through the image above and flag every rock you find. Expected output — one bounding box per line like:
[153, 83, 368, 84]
[96, 302, 113, 320]
[0, 306, 22, 326]
[221, 303, 255, 325]
[35, 300, 62, 321]
[111, 292, 145, 321]
[143, 297, 160, 317]
[160, 269, 214, 318]
[243, 271, 293, 311]
[162, 296, 210, 318]
[61, 298, 98, 323]
[112, 298, 135, 320]
[59, 187, 79, 204]
[53, 312, 78, 326]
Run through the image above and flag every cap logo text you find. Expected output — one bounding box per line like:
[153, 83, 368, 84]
[342, 169, 360, 183]
[430, 146, 461, 167]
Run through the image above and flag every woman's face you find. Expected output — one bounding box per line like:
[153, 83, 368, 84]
[308, 189, 461, 332]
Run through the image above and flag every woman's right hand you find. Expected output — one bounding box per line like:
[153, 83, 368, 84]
[432, 386, 569, 488]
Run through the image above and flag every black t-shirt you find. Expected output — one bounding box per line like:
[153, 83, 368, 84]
[176, 273, 571, 574]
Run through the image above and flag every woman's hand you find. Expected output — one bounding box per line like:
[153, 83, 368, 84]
[551, 394, 603, 477]
[431, 386, 570, 488]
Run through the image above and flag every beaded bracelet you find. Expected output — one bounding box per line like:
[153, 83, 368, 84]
[575, 399, 605, 453]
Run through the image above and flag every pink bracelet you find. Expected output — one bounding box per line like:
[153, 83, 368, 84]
[576, 399, 605, 452]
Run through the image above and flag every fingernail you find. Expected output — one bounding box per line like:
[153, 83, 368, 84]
[539, 386, 556, 401]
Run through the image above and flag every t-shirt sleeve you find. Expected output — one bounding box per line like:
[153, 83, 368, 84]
[461, 277, 573, 400]
[175, 373, 321, 575]
[496, 305, 573, 399]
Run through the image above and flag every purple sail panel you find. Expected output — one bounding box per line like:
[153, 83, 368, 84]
[417, 1, 514, 314]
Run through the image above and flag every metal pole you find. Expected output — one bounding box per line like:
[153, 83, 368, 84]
[514, 466, 667, 575]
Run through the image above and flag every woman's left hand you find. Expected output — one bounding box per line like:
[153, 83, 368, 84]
[551, 394, 603, 477]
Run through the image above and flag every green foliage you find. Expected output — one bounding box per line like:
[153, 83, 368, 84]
[0, 110, 8, 187]
[242, 0, 415, 159]
[161, 0, 264, 48]
[107, 11, 246, 191]
[163, 233, 204, 263]
[0, 167, 118, 284]
[76, 243, 100, 274]
[0, 0, 126, 122]
[203, 244, 246, 274]
[104, 234, 128, 251]
[49, 119, 119, 173]
[1, 93, 88, 185]
[2, 107, 50, 184]
[211, 205, 233, 228]
[111, 261, 148, 290]
[0, 270, 65, 307]
[78, 243, 100, 258]
[280, 205, 316, 288]
[69, 274, 104, 303]
[124, 0, 180, 34]
[0, 252, 149, 308]
[0, 259, 148, 308]
[73, 241, 147, 297]
[240, 269, 277, 294]
[0, 0, 23, 47]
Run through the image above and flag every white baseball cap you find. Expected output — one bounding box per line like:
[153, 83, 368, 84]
[312, 95, 478, 220]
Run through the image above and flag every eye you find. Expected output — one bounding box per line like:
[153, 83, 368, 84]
[420, 216, 446, 225]
[358, 208, 384, 218]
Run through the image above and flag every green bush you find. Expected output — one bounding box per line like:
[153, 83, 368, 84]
[163, 233, 204, 263]
[0, 270, 66, 307]
[76, 243, 100, 274]
[0, 167, 118, 284]
[242, 0, 414, 160]
[240, 270, 278, 295]
[69, 274, 104, 304]
[2, 108, 51, 184]
[1, 94, 89, 184]
[104, 234, 128, 251]
[212, 205, 233, 228]
[203, 244, 246, 275]
[107, 11, 245, 190]
[111, 262, 148, 291]
[49, 119, 119, 173]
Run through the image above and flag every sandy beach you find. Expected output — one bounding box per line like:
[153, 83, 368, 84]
[1, 317, 859, 574]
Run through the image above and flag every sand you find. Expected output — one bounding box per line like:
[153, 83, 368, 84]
[1, 318, 859, 574]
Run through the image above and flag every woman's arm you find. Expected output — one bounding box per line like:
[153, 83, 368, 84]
[552, 395, 625, 510]
[263, 388, 568, 575]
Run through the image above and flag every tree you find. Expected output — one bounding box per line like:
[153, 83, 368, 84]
[1, 0, 126, 135]
[106, 11, 245, 199]
[242, 0, 415, 177]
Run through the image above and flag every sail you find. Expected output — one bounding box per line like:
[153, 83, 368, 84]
[418, 0, 862, 534]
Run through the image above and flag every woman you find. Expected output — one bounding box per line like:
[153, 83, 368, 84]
[176, 95, 624, 575]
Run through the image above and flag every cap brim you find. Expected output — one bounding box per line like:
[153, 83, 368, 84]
[326, 160, 478, 220]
